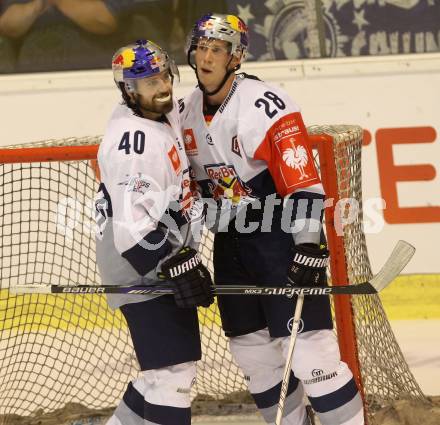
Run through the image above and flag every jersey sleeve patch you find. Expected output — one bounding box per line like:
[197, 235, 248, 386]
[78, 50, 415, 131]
[253, 112, 321, 197]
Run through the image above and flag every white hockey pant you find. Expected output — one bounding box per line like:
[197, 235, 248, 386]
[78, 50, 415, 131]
[105, 361, 195, 425]
[230, 328, 364, 425]
[230, 328, 308, 424]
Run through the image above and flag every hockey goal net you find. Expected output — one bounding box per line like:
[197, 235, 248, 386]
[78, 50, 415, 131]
[0, 125, 425, 425]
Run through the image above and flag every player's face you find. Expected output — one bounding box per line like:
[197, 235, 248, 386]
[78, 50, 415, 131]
[194, 38, 238, 90]
[131, 70, 174, 116]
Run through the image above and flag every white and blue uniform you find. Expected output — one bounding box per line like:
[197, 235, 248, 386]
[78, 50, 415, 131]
[180, 74, 364, 425]
[97, 101, 203, 425]
[96, 101, 203, 309]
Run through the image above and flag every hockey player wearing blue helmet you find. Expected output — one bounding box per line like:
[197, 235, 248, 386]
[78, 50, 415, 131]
[99, 40, 213, 425]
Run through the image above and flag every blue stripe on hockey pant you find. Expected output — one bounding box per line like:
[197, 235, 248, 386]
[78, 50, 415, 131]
[253, 376, 310, 424]
[308, 380, 364, 425]
[229, 328, 309, 424]
[106, 362, 194, 425]
[281, 329, 364, 425]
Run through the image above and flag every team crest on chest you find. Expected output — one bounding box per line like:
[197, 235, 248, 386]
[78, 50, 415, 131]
[183, 128, 198, 156]
[204, 163, 253, 205]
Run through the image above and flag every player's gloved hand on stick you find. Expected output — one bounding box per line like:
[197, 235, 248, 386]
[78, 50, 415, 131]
[288, 244, 329, 287]
[161, 247, 214, 308]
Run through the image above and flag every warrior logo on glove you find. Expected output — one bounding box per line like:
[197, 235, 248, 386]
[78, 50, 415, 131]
[161, 247, 214, 308]
[292, 252, 330, 269]
[288, 244, 330, 287]
[166, 253, 202, 278]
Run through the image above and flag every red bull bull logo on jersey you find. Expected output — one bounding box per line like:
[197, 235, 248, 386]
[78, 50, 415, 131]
[204, 163, 253, 204]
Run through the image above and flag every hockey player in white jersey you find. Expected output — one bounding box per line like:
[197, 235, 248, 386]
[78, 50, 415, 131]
[96, 40, 213, 425]
[180, 14, 364, 425]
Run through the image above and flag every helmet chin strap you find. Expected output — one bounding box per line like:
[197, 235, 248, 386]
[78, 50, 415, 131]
[188, 51, 241, 97]
[118, 82, 144, 117]
[197, 67, 239, 97]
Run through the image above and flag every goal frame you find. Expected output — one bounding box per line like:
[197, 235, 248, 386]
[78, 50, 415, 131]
[0, 133, 365, 397]
[312, 133, 364, 396]
[0, 127, 426, 424]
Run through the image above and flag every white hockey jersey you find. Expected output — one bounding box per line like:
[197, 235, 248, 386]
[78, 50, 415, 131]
[180, 74, 322, 232]
[96, 101, 203, 309]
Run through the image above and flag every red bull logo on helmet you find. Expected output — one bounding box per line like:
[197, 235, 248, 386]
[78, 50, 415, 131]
[112, 40, 170, 83]
[200, 20, 214, 31]
[112, 54, 124, 66]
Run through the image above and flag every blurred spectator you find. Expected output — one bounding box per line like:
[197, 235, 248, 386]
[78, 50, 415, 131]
[0, 0, 229, 74]
[0, 0, 51, 39]
[0, 33, 15, 73]
[0, 0, 171, 72]
[13, 0, 135, 72]
[0, 0, 118, 38]
[0, 0, 28, 72]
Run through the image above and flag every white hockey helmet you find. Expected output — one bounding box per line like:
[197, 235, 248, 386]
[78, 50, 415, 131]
[187, 13, 249, 64]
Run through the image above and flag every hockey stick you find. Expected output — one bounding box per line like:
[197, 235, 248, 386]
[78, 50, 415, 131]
[10, 240, 415, 296]
[276, 293, 304, 425]
[274, 239, 415, 425]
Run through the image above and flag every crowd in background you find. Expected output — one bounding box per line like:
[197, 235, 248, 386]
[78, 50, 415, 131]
[0, 0, 439, 74]
[0, 0, 228, 73]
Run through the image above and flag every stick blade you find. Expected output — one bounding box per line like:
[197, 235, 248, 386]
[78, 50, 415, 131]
[370, 240, 415, 292]
[9, 284, 51, 294]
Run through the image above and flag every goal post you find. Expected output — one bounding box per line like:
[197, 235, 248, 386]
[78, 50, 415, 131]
[0, 126, 426, 424]
[309, 126, 366, 395]
[309, 126, 425, 418]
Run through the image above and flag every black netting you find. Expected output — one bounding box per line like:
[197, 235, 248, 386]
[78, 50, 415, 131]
[0, 128, 426, 424]
[0, 149, 245, 422]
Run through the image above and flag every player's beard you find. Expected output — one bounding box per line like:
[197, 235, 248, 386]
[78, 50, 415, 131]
[135, 92, 173, 116]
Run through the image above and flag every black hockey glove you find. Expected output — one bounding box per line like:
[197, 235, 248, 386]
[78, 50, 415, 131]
[161, 247, 214, 308]
[287, 244, 330, 288]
